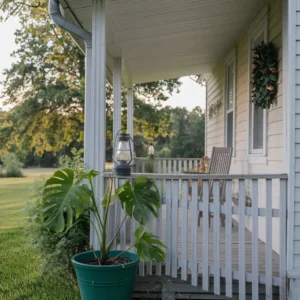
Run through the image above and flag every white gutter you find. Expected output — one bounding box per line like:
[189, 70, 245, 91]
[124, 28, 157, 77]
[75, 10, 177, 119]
[48, 0, 92, 48]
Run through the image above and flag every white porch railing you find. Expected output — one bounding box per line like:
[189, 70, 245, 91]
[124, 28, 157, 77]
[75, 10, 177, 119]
[104, 173, 287, 299]
[134, 157, 201, 173]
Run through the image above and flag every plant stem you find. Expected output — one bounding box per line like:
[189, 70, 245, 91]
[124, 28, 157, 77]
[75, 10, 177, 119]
[100, 177, 114, 257]
[89, 218, 102, 252]
[106, 214, 127, 253]
[89, 178, 104, 231]
[108, 245, 135, 263]
[90, 245, 101, 265]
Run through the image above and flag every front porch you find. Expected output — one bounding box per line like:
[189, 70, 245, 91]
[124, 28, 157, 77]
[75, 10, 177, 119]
[47, 0, 300, 298]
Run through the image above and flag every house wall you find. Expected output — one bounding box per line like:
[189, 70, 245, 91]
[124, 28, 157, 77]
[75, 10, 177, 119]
[205, 0, 283, 253]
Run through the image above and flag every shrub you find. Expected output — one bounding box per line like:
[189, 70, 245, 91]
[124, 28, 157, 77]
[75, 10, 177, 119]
[58, 148, 84, 175]
[0, 164, 3, 177]
[25, 148, 89, 276]
[2, 152, 23, 177]
[157, 147, 171, 158]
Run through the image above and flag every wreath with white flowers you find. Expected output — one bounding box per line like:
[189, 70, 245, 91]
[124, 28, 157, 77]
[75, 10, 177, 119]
[252, 41, 278, 109]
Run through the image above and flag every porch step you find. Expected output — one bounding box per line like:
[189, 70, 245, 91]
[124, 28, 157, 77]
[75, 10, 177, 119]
[133, 275, 279, 300]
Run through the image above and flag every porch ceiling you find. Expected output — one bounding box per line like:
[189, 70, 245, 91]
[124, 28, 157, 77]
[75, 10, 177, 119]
[60, 0, 262, 86]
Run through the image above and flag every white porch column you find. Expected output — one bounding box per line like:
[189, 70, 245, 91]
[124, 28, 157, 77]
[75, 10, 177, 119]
[113, 58, 122, 152]
[286, 0, 300, 298]
[84, 46, 93, 170]
[89, 0, 106, 249]
[127, 87, 135, 169]
[127, 87, 134, 138]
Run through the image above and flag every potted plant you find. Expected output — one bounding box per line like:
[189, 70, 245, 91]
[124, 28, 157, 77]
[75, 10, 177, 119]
[42, 169, 166, 300]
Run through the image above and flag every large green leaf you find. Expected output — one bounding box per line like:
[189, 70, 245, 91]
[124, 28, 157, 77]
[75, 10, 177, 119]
[42, 169, 92, 232]
[134, 228, 166, 263]
[116, 176, 160, 225]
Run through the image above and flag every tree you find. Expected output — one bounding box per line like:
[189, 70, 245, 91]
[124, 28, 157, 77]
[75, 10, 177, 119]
[0, 0, 181, 160]
[0, 0, 41, 22]
[169, 106, 205, 158]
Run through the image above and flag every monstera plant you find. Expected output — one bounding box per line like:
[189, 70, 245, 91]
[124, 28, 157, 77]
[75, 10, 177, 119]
[42, 169, 166, 300]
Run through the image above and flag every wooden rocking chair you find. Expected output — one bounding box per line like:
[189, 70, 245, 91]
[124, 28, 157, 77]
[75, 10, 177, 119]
[198, 146, 233, 227]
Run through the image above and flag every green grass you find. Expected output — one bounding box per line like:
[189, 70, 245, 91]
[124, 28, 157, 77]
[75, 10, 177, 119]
[0, 169, 80, 300]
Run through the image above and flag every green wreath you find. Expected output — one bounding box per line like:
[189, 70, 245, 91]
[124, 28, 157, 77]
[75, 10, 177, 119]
[252, 41, 278, 109]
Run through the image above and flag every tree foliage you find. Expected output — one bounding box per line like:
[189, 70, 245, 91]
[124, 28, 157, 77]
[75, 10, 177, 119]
[0, 0, 205, 162]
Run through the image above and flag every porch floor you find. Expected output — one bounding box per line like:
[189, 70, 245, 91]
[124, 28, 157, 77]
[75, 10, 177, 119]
[155, 204, 280, 277]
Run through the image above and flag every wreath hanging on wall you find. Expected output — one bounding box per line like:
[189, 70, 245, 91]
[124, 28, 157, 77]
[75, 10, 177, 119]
[252, 41, 278, 109]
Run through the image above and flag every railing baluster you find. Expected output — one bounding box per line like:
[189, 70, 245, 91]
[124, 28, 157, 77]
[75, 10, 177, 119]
[252, 179, 259, 300]
[188, 160, 192, 171]
[202, 180, 209, 291]
[130, 218, 136, 254]
[213, 181, 220, 294]
[179, 160, 182, 173]
[172, 180, 179, 278]
[194, 159, 198, 170]
[138, 175, 145, 275]
[225, 180, 233, 298]
[142, 160, 145, 173]
[191, 179, 198, 286]
[156, 180, 162, 275]
[239, 179, 246, 299]
[183, 160, 187, 171]
[163, 160, 167, 174]
[173, 159, 177, 173]
[280, 179, 287, 299]
[168, 160, 172, 174]
[266, 179, 273, 299]
[147, 195, 154, 275]
[113, 178, 121, 250]
[120, 179, 126, 251]
[165, 179, 172, 276]
[158, 160, 161, 174]
[181, 180, 188, 281]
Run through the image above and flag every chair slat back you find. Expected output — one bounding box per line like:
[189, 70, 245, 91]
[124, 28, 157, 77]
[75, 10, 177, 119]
[207, 147, 233, 200]
[208, 147, 233, 175]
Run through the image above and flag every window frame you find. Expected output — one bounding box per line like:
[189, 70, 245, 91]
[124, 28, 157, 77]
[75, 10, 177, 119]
[224, 48, 236, 156]
[247, 10, 268, 159]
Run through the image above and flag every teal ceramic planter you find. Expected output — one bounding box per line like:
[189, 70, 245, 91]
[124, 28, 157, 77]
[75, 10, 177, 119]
[72, 250, 139, 300]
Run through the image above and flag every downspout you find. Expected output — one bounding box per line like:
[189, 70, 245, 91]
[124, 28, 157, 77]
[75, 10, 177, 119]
[49, 0, 93, 168]
[49, 0, 92, 48]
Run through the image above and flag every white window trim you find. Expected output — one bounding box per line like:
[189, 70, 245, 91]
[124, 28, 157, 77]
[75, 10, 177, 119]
[224, 48, 236, 157]
[247, 7, 269, 164]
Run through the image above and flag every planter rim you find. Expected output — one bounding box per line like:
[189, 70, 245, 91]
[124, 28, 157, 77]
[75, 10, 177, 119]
[72, 250, 139, 271]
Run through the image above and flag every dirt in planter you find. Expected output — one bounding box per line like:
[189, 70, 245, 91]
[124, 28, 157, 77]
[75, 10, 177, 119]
[83, 256, 132, 266]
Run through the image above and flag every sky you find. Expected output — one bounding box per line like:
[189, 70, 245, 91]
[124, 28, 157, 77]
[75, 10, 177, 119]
[0, 18, 206, 111]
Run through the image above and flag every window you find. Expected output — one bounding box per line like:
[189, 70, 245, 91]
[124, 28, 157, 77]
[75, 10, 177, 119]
[224, 49, 236, 153]
[248, 16, 268, 157]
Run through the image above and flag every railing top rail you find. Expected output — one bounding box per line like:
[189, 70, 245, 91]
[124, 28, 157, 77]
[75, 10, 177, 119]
[103, 172, 288, 180]
[134, 157, 201, 161]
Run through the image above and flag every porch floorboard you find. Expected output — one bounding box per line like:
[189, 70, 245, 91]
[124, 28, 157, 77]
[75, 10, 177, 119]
[155, 204, 280, 277]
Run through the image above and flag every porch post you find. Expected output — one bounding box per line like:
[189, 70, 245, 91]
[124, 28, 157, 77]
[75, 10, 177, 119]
[84, 46, 93, 170]
[127, 87, 134, 138]
[90, 0, 106, 249]
[285, 0, 300, 298]
[113, 58, 122, 154]
[127, 87, 135, 170]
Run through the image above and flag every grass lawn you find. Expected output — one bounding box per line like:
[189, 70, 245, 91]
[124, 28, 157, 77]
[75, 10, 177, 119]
[0, 168, 80, 300]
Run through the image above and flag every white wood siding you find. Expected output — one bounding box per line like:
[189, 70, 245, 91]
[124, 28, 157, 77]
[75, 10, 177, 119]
[205, 0, 283, 254]
[206, 0, 283, 174]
